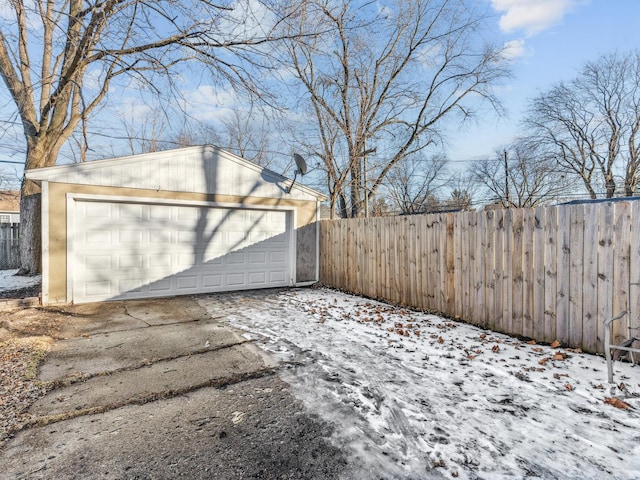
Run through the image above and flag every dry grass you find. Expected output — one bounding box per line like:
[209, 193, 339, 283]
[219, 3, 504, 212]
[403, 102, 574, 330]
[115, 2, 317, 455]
[0, 307, 65, 446]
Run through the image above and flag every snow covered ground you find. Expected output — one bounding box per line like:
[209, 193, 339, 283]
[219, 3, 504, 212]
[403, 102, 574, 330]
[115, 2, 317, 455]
[0, 269, 41, 292]
[200, 287, 640, 480]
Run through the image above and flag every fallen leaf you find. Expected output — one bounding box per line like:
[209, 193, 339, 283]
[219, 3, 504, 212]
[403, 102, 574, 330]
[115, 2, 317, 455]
[538, 357, 550, 366]
[551, 340, 561, 348]
[414, 330, 421, 336]
[565, 384, 574, 391]
[553, 352, 567, 361]
[604, 397, 632, 410]
[437, 336, 445, 344]
[467, 355, 476, 361]
[492, 344, 500, 353]
[527, 339, 536, 345]
[533, 347, 543, 353]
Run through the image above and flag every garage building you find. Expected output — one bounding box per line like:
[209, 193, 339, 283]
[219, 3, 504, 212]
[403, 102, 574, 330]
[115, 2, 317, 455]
[26, 145, 325, 305]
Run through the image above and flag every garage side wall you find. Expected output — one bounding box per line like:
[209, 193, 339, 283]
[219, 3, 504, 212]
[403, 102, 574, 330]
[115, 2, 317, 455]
[45, 182, 320, 304]
[295, 222, 318, 283]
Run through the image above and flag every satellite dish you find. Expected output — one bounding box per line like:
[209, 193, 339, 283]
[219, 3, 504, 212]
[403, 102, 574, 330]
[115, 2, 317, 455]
[293, 153, 308, 175]
[287, 153, 308, 193]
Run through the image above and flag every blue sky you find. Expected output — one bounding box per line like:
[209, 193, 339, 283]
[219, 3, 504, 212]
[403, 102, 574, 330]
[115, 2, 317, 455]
[450, 0, 640, 163]
[2, 0, 639, 187]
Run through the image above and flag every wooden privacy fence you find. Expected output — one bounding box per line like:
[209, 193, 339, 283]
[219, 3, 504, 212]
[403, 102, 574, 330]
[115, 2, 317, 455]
[0, 223, 20, 270]
[319, 200, 640, 354]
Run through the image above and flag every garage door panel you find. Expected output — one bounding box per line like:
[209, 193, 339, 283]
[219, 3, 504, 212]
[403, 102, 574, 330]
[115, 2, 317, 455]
[149, 278, 172, 292]
[119, 279, 144, 294]
[118, 204, 144, 220]
[73, 200, 292, 302]
[86, 280, 111, 298]
[177, 276, 198, 290]
[250, 252, 266, 264]
[84, 254, 112, 269]
[84, 229, 112, 244]
[269, 271, 287, 283]
[226, 273, 245, 286]
[270, 251, 287, 263]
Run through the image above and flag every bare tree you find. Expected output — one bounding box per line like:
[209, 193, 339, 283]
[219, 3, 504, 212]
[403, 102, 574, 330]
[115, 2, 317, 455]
[385, 153, 447, 214]
[472, 141, 571, 208]
[0, 166, 21, 190]
[444, 188, 473, 211]
[525, 51, 640, 199]
[0, 0, 301, 273]
[283, 0, 509, 218]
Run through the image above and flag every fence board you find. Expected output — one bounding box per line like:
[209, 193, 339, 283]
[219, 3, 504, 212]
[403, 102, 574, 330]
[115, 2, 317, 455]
[465, 212, 476, 323]
[612, 202, 631, 345]
[454, 214, 464, 318]
[597, 203, 614, 351]
[532, 207, 546, 342]
[483, 210, 495, 329]
[568, 205, 584, 348]
[630, 204, 640, 336]
[436, 214, 446, 312]
[582, 204, 599, 352]
[556, 206, 571, 345]
[418, 216, 428, 309]
[544, 207, 558, 343]
[492, 210, 504, 332]
[446, 213, 455, 314]
[522, 209, 535, 339]
[502, 209, 513, 334]
[474, 212, 484, 327]
[511, 208, 524, 338]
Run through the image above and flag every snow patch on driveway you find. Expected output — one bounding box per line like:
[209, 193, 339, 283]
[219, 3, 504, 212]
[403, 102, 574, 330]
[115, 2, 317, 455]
[202, 288, 640, 479]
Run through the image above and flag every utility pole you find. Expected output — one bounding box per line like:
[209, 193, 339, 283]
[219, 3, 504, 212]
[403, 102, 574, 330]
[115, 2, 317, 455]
[504, 149, 510, 208]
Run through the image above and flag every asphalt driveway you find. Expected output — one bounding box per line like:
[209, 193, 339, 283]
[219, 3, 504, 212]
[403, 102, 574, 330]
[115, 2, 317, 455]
[0, 293, 348, 479]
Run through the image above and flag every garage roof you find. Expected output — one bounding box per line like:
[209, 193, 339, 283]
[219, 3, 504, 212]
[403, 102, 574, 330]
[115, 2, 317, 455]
[26, 145, 326, 202]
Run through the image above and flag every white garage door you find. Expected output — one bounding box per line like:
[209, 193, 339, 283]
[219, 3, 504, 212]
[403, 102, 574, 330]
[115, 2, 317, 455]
[71, 199, 293, 303]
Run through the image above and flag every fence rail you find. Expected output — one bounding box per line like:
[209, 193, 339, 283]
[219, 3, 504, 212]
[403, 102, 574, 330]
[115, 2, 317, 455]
[0, 223, 20, 270]
[319, 201, 640, 354]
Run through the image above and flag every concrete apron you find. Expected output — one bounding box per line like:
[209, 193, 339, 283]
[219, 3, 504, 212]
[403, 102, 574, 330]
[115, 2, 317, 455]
[28, 295, 277, 425]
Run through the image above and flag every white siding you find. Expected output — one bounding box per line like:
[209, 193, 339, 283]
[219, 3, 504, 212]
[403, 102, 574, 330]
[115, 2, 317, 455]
[26, 146, 322, 201]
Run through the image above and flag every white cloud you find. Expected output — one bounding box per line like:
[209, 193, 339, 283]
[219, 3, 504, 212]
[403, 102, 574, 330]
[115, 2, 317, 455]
[491, 0, 584, 36]
[501, 39, 527, 61]
[181, 85, 239, 123]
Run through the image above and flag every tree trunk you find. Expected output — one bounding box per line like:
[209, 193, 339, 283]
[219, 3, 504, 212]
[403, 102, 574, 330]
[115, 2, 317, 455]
[18, 193, 42, 275]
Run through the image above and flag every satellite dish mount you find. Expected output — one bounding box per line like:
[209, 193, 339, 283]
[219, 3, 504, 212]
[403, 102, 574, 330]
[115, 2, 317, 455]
[287, 153, 308, 193]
